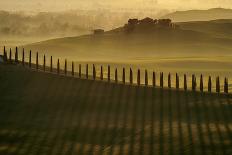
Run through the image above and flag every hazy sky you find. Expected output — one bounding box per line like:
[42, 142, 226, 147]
[0, 0, 232, 12]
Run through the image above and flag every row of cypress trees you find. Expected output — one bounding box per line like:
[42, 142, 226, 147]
[2, 46, 229, 93]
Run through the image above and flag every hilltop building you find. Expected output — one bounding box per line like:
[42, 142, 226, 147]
[93, 29, 104, 35]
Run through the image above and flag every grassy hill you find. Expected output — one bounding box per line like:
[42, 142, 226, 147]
[162, 8, 232, 22]
[21, 24, 232, 62]
[11, 19, 232, 88]
[0, 63, 232, 155]
[178, 19, 232, 39]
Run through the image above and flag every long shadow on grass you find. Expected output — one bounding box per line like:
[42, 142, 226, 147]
[118, 84, 130, 155]
[214, 94, 232, 153]
[149, 87, 157, 155]
[67, 80, 95, 155]
[192, 92, 206, 155]
[0, 66, 31, 155]
[98, 83, 119, 155]
[183, 91, 195, 155]
[86, 81, 109, 155]
[107, 84, 124, 155]
[63, 79, 90, 155]
[209, 94, 226, 154]
[222, 95, 232, 153]
[13, 72, 58, 155]
[52, 78, 82, 155]
[200, 93, 216, 155]
[167, 89, 173, 155]
[36, 77, 73, 155]
[128, 86, 139, 155]
[158, 89, 164, 155]
[138, 86, 147, 155]
[176, 90, 184, 155]
[77, 80, 103, 155]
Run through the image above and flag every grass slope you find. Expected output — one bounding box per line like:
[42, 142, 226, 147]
[0, 64, 232, 155]
[178, 19, 232, 39]
[22, 26, 232, 62]
[162, 8, 232, 22]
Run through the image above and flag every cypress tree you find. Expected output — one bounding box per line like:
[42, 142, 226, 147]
[122, 68, 125, 84]
[29, 50, 31, 68]
[115, 68, 118, 83]
[137, 69, 140, 85]
[108, 65, 110, 82]
[184, 74, 187, 91]
[100, 66, 103, 80]
[64, 59, 67, 75]
[168, 73, 171, 88]
[15, 47, 18, 63]
[72, 62, 74, 76]
[86, 64, 88, 79]
[79, 64, 81, 78]
[200, 74, 203, 92]
[216, 77, 220, 93]
[208, 76, 212, 92]
[176, 73, 179, 89]
[3, 46, 7, 62]
[22, 48, 25, 66]
[43, 55, 46, 72]
[36, 52, 38, 70]
[50, 56, 53, 72]
[57, 59, 60, 74]
[160, 72, 163, 88]
[130, 68, 133, 84]
[192, 74, 196, 91]
[153, 72, 156, 87]
[145, 70, 148, 86]
[224, 78, 228, 94]
[93, 64, 96, 80]
[9, 48, 12, 63]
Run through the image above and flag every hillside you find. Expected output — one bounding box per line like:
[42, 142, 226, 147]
[21, 18, 232, 62]
[0, 9, 165, 46]
[162, 8, 232, 22]
[0, 63, 232, 155]
[178, 19, 232, 39]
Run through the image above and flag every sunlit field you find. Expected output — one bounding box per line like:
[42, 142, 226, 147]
[7, 49, 232, 92]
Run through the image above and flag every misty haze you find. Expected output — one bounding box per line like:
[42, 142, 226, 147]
[0, 1, 232, 155]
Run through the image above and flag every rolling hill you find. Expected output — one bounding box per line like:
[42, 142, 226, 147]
[21, 19, 232, 62]
[162, 8, 232, 22]
[178, 19, 232, 39]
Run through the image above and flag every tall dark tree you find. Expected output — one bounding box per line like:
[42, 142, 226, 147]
[130, 68, 133, 84]
[115, 68, 118, 83]
[145, 70, 148, 86]
[122, 68, 126, 84]
[137, 69, 141, 85]
[50, 56, 53, 72]
[184, 74, 187, 91]
[15, 47, 18, 63]
[153, 72, 156, 87]
[22, 48, 25, 66]
[208, 76, 212, 92]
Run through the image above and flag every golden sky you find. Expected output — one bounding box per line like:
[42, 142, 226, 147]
[0, 0, 232, 12]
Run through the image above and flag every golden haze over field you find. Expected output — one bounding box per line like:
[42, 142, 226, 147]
[0, 0, 232, 11]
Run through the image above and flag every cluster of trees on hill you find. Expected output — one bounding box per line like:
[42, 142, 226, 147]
[124, 17, 178, 33]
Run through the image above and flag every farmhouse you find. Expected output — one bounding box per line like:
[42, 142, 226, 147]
[93, 29, 104, 35]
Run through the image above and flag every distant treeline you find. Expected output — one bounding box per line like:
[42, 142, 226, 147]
[124, 18, 179, 33]
[0, 10, 164, 39]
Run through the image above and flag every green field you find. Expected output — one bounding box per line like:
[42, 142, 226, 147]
[0, 63, 232, 155]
